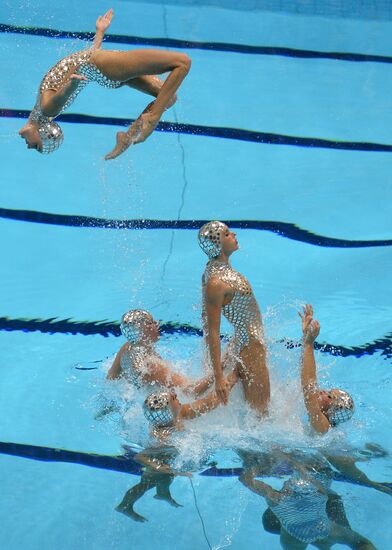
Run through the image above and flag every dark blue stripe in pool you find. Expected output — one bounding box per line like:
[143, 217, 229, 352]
[3, 108, 392, 152]
[2, 23, 392, 64]
[1, 441, 391, 488]
[1, 208, 391, 249]
[1, 316, 391, 359]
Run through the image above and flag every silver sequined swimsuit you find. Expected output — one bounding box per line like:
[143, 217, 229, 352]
[202, 260, 263, 352]
[31, 49, 122, 125]
[268, 469, 331, 543]
[120, 344, 161, 391]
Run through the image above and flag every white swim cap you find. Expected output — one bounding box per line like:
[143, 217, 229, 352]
[143, 392, 175, 427]
[120, 309, 153, 344]
[198, 221, 227, 258]
[38, 121, 64, 154]
[326, 390, 354, 427]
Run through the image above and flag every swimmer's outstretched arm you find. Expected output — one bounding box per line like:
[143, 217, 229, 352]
[91, 9, 113, 50]
[205, 278, 231, 405]
[239, 465, 281, 504]
[323, 453, 392, 497]
[299, 304, 330, 434]
[179, 368, 238, 421]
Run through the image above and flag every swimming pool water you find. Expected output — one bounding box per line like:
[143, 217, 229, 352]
[1, 1, 391, 548]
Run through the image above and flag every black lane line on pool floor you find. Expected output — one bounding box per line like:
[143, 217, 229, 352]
[3, 108, 392, 152]
[1, 208, 392, 249]
[2, 23, 392, 64]
[1, 316, 391, 359]
[1, 441, 391, 488]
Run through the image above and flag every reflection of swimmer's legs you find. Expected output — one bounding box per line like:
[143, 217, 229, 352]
[238, 340, 270, 416]
[116, 475, 156, 522]
[153, 473, 183, 508]
[329, 521, 376, 549]
[280, 528, 307, 550]
[326, 493, 350, 527]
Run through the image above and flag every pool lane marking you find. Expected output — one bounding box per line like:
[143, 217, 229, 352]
[1, 316, 391, 359]
[3, 108, 392, 152]
[1, 441, 391, 487]
[2, 23, 392, 64]
[1, 208, 391, 249]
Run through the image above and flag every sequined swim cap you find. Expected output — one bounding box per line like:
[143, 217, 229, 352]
[325, 390, 354, 427]
[198, 221, 227, 258]
[143, 392, 176, 427]
[120, 309, 154, 344]
[38, 121, 64, 154]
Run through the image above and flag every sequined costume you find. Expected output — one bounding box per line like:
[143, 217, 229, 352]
[31, 49, 122, 126]
[120, 343, 161, 391]
[202, 259, 263, 352]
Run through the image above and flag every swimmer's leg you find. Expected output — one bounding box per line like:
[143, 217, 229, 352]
[115, 475, 155, 522]
[122, 76, 177, 109]
[91, 49, 190, 159]
[238, 340, 270, 417]
[280, 527, 307, 550]
[154, 474, 183, 508]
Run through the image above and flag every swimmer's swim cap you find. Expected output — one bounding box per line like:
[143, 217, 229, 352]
[120, 309, 153, 344]
[38, 121, 64, 154]
[326, 390, 354, 427]
[198, 221, 226, 258]
[143, 392, 175, 427]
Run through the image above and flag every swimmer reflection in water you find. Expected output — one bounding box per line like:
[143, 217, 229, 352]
[198, 221, 270, 415]
[18, 9, 190, 158]
[116, 446, 188, 522]
[106, 309, 214, 396]
[299, 305, 355, 434]
[239, 447, 387, 550]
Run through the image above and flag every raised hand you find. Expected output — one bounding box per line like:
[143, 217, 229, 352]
[298, 304, 320, 344]
[96, 8, 114, 33]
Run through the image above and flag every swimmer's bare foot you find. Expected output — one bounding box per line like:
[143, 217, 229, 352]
[154, 493, 183, 507]
[116, 504, 147, 522]
[104, 131, 133, 160]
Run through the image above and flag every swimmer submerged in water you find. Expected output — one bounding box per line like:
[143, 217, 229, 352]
[107, 309, 214, 396]
[143, 368, 238, 443]
[19, 8, 190, 158]
[199, 221, 270, 415]
[299, 304, 355, 434]
[239, 448, 380, 550]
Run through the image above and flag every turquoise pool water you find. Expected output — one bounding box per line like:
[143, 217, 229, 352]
[1, 1, 391, 548]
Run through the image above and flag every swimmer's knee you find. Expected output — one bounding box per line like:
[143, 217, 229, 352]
[177, 53, 191, 73]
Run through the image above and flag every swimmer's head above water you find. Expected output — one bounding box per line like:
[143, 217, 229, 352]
[317, 388, 354, 427]
[120, 309, 160, 345]
[143, 390, 180, 428]
[198, 221, 239, 259]
[19, 120, 64, 154]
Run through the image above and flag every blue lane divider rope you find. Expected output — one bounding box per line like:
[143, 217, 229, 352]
[3, 108, 392, 152]
[0, 441, 391, 489]
[0, 316, 391, 359]
[1, 208, 391, 249]
[2, 23, 392, 64]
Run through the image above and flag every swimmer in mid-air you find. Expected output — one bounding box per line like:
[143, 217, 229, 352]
[18, 8, 190, 158]
[107, 310, 214, 397]
[299, 304, 354, 434]
[143, 367, 238, 443]
[198, 221, 270, 415]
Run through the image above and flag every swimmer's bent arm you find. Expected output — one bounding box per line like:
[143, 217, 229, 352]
[106, 343, 127, 380]
[179, 368, 238, 421]
[301, 341, 330, 434]
[91, 9, 113, 50]
[239, 466, 281, 504]
[299, 306, 330, 434]
[205, 278, 231, 404]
